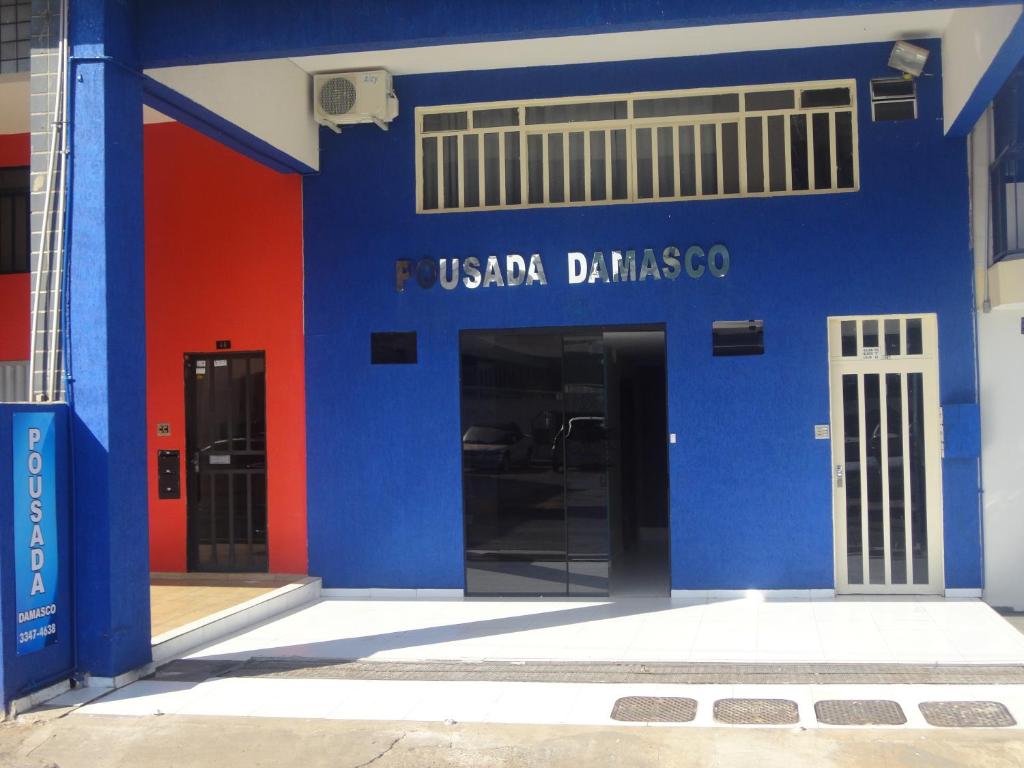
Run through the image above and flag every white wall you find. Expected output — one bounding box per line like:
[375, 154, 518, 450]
[0, 74, 29, 134]
[979, 307, 1024, 609]
[147, 58, 319, 171]
[943, 4, 1023, 134]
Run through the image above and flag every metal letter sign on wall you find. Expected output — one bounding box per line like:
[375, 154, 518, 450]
[12, 412, 58, 655]
[394, 245, 730, 292]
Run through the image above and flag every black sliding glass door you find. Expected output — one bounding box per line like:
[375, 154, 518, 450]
[460, 329, 613, 596]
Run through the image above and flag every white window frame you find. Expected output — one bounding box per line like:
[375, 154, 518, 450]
[415, 79, 860, 214]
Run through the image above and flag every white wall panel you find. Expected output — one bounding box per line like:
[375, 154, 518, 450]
[979, 308, 1024, 609]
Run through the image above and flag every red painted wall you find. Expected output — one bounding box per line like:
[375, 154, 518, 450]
[0, 133, 30, 363]
[145, 122, 307, 574]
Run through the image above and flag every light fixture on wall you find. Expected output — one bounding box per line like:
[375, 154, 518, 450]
[888, 40, 929, 78]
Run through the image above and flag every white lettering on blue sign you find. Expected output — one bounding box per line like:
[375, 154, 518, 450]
[13, 412, 59, 654]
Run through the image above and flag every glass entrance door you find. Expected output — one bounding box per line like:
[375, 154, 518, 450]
[828, 315, 944, 593]
[460, 326, 667, 597]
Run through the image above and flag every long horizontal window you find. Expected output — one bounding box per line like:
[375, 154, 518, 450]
[416, 80, 859, 213]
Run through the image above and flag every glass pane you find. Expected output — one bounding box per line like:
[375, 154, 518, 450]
[745, 90, 795, 111]
[843, 374, 863, 585]
[636, 127, 654, 199]
[474, 107, 519, 128]
[589, 130, 607, 201]
[745, 117, 764, 194]
[634, 93, 739, 118]
[886, 373, 907, 585]
[841, 320, 857, 357]
[462, 333, 568, 596]
[526, 101, 627, 124]
[463, 134, 480, 207]
[812, 112, 832, 190]
[862, 319, 879, 349]
[547, 133, 565, 203]
[884, 319, 901, 357]
[611, 129, 628, 200]
[721, 122, 740, 194]
[562, 335, 610, 596]
[442, 135, 459, 208]
[790, 114, 809, 191]
[679, 125, 697, 196]
[767, 115, 786, 192]
[657, 126, 675, 198]
[908, 372, 929, 584]
[421, 136, 438, 210]
[835, 111, 855, 188]
[527, 134, 544, 204]
[484, 133, 501, 206]
[906, 318, 923, 355]
[801, 87, 851, 108]
[422, 112, 467, 132]
[505, 132, 521, 205]
[700, 124, 718, 195]
[569, 131, 586, 202]
[864, 374, 885, 584]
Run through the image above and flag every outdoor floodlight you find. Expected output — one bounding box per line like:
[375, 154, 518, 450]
[888, 40, 929, 78]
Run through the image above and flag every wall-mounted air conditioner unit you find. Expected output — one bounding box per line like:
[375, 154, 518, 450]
[313, 70, 398, 133]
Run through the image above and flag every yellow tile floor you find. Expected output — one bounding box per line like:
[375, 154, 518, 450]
[150, 575, 298, 638]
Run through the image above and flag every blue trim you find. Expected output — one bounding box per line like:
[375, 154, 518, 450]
[141, 76, 316, 176]
[947, 13, 1024, 136]
[136, 0, 1014, 68]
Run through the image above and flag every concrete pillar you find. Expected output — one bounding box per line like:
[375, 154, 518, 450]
[67, 0, 150, 678]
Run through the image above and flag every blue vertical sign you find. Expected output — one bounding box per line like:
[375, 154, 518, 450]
[12, 412, 59, 655]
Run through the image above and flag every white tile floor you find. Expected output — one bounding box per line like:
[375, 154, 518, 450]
[173, 596, 1024, 665]
[57, 596, 1024, 728]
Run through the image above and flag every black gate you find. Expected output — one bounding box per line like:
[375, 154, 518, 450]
[184, 352, 269, 572]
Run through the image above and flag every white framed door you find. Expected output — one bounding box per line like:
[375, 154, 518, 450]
[827, 314, 944, 594]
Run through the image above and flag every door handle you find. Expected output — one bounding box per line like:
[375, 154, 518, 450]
[835, 463, 844, 488]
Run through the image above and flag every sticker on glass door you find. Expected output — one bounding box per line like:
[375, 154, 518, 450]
[827, 315, 944, 594]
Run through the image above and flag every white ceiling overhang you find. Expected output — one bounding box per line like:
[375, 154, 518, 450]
[131, 4, 1024, 170]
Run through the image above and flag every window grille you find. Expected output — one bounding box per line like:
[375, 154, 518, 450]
[0, 0, 30, 74]
[989, 144, 1024, 264]
[0, 167, 29, 275]
[416, 80, 859, 213]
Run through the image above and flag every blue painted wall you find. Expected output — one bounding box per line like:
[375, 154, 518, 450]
[302, 40, 981, 591]
[67, 0, 152, 678]
[134, 0, 1011, 67]
[0, 406, 74, 708]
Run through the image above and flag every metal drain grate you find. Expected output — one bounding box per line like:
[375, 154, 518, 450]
[610, 696, 697, 722]
[814, 699, 906, 726]
[714, 698, 799, 725]
[919, 701, 1017, 728]
[149, 659, 242, 683]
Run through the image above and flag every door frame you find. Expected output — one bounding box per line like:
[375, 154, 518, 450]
[826, 314, 944, 594]
[183, 350, 270, 573]
[457, 323, 671, 597]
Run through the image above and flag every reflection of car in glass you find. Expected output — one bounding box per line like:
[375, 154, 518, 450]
[462, 424, 534, 471]
[552, 416, 608, 470]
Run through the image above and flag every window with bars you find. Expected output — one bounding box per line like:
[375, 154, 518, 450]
[0, 167, 29, 275]
[416, 80, 859, 213]
[0, 0, 30, 74]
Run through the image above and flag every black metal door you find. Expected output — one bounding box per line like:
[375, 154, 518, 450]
[185, 352, 268, 572]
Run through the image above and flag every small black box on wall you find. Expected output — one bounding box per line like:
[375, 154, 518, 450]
[712, 320, 765, 356]
[157, 449, 181, 500]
